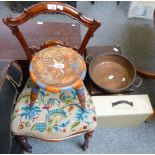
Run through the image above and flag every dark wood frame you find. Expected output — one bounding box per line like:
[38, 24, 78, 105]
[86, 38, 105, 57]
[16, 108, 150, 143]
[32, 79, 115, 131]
[3, 1, 101, 60]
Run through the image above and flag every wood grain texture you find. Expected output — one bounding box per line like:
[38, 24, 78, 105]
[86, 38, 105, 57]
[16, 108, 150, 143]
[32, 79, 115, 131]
[3, 2, 101, 60]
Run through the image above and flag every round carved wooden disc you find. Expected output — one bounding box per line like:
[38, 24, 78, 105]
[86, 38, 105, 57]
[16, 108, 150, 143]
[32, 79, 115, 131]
[29, 46, 86, 92]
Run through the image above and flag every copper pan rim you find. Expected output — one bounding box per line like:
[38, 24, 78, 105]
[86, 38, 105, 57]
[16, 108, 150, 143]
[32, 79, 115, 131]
[88, 53, 136, 93]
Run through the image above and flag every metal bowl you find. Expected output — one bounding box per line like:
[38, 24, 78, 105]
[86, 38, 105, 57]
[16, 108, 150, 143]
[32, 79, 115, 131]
[86, 53, 139, 93]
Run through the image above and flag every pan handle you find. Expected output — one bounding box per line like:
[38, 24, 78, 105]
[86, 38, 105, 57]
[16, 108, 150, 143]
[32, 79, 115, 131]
[133, 77, 142, 88]
[85, 55, 94, 64]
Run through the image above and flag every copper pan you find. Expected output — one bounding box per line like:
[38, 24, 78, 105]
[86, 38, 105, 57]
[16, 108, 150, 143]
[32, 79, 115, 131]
[86, 53, 142, 93]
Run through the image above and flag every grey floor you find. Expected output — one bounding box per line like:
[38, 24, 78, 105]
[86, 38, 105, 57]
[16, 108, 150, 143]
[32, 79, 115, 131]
[1, 1, 155, 154]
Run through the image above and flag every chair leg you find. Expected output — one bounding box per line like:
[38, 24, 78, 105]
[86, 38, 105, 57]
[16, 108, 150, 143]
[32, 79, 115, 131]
[15, 135, 32, 153]
[75, 86, 86, 110]
[30, 86, 39, 107]
[81, 131, 93, 151]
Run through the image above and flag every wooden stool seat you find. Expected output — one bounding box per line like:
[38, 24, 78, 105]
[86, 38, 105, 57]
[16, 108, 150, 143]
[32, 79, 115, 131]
[30, 46, 86, 92]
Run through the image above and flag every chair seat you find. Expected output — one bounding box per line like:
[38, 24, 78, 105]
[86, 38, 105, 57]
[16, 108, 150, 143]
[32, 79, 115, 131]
[11, 79, 97, 141]
[29, 46, 86, 92]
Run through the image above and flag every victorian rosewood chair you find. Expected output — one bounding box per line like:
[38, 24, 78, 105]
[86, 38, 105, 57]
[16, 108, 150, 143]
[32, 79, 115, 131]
[3, 2, 101, 153]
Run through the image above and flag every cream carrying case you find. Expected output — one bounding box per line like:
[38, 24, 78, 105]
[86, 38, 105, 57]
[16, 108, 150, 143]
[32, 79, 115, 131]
[92, 95, 153, 128]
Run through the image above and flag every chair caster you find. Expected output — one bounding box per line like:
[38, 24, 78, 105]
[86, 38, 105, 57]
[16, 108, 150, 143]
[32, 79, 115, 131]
[81, 131, 93, 151]
[24, 144, 32, 153]
[16, 136, 32, 153]
[81, 144, 88, 151]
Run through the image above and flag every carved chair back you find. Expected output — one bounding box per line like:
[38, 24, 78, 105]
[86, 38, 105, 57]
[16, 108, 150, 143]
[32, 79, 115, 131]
[3, 2, 101, 60]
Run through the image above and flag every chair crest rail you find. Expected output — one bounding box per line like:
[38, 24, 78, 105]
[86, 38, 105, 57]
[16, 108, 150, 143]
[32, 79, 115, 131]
[3, 2, 101, 60]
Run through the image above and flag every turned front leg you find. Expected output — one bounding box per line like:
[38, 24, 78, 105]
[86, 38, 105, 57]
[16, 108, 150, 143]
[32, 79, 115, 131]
[15, 135, 32, 153]
[81, 131, 94, 151]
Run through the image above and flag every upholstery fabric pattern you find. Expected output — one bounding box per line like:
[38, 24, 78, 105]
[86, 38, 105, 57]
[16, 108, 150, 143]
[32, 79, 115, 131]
[11, 79, 97, 141]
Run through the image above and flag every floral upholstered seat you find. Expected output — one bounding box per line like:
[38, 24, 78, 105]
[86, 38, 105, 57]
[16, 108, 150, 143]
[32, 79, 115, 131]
[11, 79, 97, 141]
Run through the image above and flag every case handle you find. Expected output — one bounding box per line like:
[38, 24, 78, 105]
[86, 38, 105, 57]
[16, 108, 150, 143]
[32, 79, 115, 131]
[112, 100, 133, 107]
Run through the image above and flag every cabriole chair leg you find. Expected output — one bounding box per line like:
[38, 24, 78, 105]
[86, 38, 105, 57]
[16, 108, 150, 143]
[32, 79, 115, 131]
[81, 131, 93, 151]
[16, 135, 32, 153]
